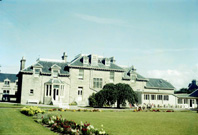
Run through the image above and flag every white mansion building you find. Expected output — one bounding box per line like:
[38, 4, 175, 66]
[17, 53, 198, 108]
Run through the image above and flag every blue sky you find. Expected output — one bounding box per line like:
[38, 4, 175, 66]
[0, 0, 198, 89]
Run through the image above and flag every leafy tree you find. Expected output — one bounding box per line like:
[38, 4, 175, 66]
[115, 83, 137, 108]
[95, 90, 106, 107]
[89, 83, 138, 108]
[102, 83, 117, 106]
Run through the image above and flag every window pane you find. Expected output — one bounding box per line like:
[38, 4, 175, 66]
[79, 69, 84, 80]
[30, 89, 34, 94]
[35, 69, 40, 74]
[5, 81, 9, 85]
[53, 70, 58, 77]
[93, 78, 103, 88]
[178, 99, 182, 104]
[164, 95, 169, 101]
[151, 95, 156, 100]
[157, 95, 162, 100]
[110, 72, 114, 81]
[184, 99, 188, 104]
[46, 85, 48, 96]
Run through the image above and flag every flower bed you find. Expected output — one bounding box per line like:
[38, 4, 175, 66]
[37, 115, 107, 135]
[48, 108, 102, 112]
[20, 106, 45, 116]
[133, 109, 174, 112]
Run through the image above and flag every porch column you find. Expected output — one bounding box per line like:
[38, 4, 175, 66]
[52, 85, 54, 100]
[149, 94, 151, 104]
[141, 93, 144, 105]
[58, 85, 60, 102]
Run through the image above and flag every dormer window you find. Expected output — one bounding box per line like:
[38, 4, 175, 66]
[104, 58, 110, 66]
[4, 80, 10, 86]
[53, 70, 59, 78]
[83, 56, 89, 65]
[32, 63, 43, 77]
[35, 69, 40, 74]
[34, 68, 41, 77]
[90, 54, 98, 66]
[51, 64, 61, 78]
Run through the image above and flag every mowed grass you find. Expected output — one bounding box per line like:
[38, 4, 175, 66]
[0, 108, 55, 135]
[0, 103, 24, 108]
[1, 107, 198, 135]
[51, 111, 198, 135]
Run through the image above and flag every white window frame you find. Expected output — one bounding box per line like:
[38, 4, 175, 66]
[3, 90, 9, 94]
[110, 72, 114, 82]
[4, 80, 10, 86]
[30, 89, 34, 95]
[52, 69, 59, 78]
[178, 98, 182, 104]
[34, 68, 41, 77]
[78, 87, 83, 96]
[184, 99, 188, 104]
[151, 95, 156, 100]
[144, 94, 149, 100]
[164, 95, 169, 101]
[93, 78, 103, 89]
[157, 95, 163, 100]
[78, 69, 84, 80]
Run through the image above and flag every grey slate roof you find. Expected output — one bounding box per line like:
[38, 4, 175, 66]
[174, 94, 190, 98]
[122, 71, 147, 80]
[189, 89, 198, 97]
[22, 60, 69, 75]
[122, 67, 147, 80]
[69, 55, 124, 71]
[146, 78, 175, 90]
[0, 73, 17, 82]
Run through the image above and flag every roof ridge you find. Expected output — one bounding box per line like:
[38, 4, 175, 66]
[69, 55, 83, 65]
[38, 58, 66, 63]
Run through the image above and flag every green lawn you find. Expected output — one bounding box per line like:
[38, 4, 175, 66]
[0, 108, 55, 135]
[0, 103, 24, 108]
[50, 111, 198, 135]
[1, 107, 198, 135]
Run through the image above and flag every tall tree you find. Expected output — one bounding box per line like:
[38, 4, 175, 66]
[115, 83, 138, 108]
[102, 83, 117, 106]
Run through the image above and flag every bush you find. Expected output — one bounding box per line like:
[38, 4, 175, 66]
[69, 101, 77, 106]
[20, 106, 45, 116]
[88, 93, 97, 107]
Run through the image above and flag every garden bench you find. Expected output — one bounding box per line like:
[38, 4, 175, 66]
[27, 100, 39, 104]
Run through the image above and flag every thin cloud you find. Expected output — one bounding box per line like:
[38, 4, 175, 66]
[74, 13, 126, 25]
[107, 48, 198, 54]
[146, 66, 198, 90]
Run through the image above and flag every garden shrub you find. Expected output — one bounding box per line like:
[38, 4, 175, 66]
[69, 101, 77, 106]
[88, 93, 97, 107]
[20, 106, 45, 116]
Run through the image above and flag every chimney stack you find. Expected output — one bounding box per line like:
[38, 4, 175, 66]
[20, 56, 26, 70]
[62, 52, 67, 62]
